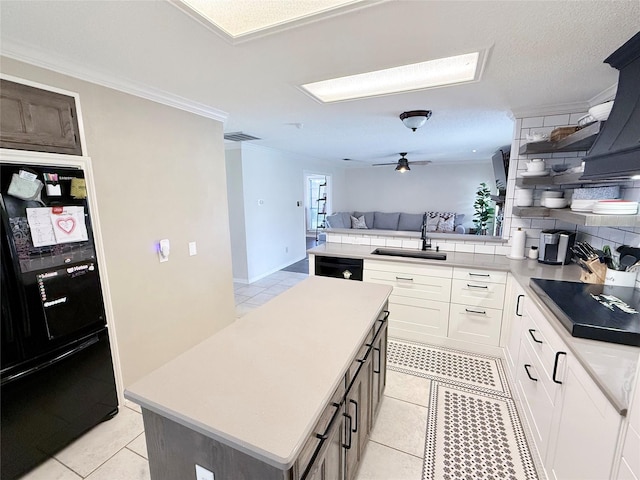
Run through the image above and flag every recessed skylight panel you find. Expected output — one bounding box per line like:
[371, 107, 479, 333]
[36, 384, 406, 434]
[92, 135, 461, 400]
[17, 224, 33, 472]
[178, 0, 366, 39]
[301, 52, 482, 103]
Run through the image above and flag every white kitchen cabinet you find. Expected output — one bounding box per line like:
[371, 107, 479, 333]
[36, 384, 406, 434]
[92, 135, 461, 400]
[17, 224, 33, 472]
[503, 275, 525, 379]
[616, 367, 640, 480]
[363, 259, 452, 342]
[448, 267, 506, 347]
[515, 312, 560, 459]
[448, 303, 503, 346]
[513, 293, 623, 480]
[547, 353, 621, 480]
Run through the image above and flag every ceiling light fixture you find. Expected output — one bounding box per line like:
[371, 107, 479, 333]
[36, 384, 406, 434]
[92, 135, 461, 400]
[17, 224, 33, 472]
[395, 158, 411, 173]
[300, 51, 482, 103]
[400, 110, 432, 131]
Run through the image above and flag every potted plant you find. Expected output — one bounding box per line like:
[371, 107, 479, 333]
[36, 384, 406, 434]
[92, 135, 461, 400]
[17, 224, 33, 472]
[473, 182, 495, 235]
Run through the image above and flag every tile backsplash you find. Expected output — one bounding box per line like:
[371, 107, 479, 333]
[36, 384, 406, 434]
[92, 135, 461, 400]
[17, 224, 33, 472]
[503, 111, 640, 255]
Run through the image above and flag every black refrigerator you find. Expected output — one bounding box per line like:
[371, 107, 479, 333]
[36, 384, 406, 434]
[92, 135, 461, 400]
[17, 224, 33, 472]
[1, 163, 118, 479]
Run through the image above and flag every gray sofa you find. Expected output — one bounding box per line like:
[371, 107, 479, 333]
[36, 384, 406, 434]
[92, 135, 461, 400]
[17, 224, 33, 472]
[326, 211, 465, 234]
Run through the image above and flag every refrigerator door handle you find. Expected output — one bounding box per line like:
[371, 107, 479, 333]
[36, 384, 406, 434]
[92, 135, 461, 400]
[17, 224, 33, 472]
[1, 334, 100, 386]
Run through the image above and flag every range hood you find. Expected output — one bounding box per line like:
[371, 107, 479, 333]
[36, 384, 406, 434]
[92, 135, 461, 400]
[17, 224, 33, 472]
[581, 32, 640, 180]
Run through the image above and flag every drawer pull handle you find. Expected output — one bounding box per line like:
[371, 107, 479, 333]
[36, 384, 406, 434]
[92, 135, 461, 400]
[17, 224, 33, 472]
[528, 329, 543, 344]
[342, 413, 353, 449]
[516, 294, 524, 317]
[524, 364, 538, 382]
[467, 283, 488, 289]
[465, 308, 486, 315]
[373, 347, 381, 374]
[469, 272, 490, 277]
[315, 402, 341, 440]
[552, 351, 567, 384]
[349, 399, 359, 433]
[396, 276, 414, 282]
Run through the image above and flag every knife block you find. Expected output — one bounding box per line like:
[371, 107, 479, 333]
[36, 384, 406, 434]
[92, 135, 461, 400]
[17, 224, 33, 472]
[580, 258, 607, 284]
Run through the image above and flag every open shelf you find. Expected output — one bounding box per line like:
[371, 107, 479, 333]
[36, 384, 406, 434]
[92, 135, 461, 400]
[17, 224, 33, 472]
[515, 171, 628, 188]
[519, 121, 604, 155]
[512, 206, 640, 227]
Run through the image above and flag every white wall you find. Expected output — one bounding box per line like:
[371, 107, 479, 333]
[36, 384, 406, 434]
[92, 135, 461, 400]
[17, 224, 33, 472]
[338, 162, 495, 228]
[225, 147, 249, 281]
[226, 144, 346, 283]
[2, 57, 236, 387]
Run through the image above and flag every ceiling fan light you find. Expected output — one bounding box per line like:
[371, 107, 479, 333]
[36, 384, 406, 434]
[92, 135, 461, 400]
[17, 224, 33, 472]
[400, 110, 432, 131]
[395, 158, 411, 172]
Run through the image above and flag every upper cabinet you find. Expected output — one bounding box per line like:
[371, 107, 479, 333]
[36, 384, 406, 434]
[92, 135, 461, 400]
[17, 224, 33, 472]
[519, 121, 604, 155]
[0, 79, 83, 156]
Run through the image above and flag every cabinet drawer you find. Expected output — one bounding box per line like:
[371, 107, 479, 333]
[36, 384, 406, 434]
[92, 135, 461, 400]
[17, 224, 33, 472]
[295, 383, 345, 480]
[388, 297, 450, 338]
[516, 337, 556, 457]
[448, 303, 503, 346]
[450, 279, 505, 310]
[364, 259, 453, 278]
[364, 270, 451, 302]
[452, 267, 507, 284]
[523, 298, 567, 384]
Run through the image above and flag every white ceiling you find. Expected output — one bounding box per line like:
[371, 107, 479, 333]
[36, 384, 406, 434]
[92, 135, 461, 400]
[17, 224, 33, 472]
[1, 1, 638, 166]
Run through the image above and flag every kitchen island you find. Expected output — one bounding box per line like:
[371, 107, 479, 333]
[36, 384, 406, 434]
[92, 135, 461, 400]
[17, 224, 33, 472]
[125, 276, 392, 480]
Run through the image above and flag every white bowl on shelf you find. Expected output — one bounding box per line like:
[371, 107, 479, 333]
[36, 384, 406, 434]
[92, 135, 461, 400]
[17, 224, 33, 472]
[545, 198, 569, 209]
[588, 101, 614, 121]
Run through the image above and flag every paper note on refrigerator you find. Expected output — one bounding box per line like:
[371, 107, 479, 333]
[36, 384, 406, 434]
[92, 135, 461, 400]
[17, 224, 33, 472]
[26, 206, 88, 247]
[50, 206, 88, 244]
[26, 208, 57, 247]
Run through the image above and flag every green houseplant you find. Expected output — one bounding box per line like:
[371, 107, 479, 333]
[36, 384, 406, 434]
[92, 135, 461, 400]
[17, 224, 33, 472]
[473, 182, 495, 235]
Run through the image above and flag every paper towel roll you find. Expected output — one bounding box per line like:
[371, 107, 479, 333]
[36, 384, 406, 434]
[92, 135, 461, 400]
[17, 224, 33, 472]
[508, 228, 526, 259]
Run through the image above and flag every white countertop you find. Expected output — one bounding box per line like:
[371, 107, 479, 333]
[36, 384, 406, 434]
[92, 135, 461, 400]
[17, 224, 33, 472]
[124, 276, 392, 469]
[309, 243, 640, 414]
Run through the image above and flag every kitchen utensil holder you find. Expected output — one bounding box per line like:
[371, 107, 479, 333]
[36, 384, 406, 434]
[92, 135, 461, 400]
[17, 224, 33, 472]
[604, 268, 638, 287]
[580, 258, 607, 284]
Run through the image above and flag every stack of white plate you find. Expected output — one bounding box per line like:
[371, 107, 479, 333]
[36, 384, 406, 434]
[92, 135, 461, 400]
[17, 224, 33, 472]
[592, 200, 639, 215]
[571, 199, 598, 212]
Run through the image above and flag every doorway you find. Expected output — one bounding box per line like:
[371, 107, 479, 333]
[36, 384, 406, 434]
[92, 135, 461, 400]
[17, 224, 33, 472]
[304, 173, 331, 242]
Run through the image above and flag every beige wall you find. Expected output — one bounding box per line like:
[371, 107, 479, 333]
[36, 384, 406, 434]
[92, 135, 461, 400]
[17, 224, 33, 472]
[1, 57, 236, 387]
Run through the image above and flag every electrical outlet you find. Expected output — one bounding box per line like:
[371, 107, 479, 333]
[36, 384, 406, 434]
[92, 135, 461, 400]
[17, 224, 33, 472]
[195, 464, 214, 480]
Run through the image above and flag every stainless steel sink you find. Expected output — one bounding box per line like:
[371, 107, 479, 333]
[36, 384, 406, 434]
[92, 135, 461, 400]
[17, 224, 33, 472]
[371, 248, 447, 261]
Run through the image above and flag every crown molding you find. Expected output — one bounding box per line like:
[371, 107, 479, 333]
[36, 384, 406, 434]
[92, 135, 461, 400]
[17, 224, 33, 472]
[589, 82, 617, 106]
[511, 101, 590, 119]
[1, 39, 228, 123]
[511, 82, 618, 119]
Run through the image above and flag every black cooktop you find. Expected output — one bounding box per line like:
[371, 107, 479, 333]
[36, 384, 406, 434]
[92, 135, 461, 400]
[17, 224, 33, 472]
[530, 278, 640, 347]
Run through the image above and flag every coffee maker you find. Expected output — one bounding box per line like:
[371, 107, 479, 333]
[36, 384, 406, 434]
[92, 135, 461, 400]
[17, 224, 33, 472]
[538, 229, 576, 265]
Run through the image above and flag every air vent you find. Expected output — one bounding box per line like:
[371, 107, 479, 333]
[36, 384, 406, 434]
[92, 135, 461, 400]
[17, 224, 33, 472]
[224, 132, 261, 142]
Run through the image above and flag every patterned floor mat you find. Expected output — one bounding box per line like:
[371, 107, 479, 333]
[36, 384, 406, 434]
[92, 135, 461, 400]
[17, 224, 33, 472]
[387, 339, 510, 397]
[423, 382, 538, 480]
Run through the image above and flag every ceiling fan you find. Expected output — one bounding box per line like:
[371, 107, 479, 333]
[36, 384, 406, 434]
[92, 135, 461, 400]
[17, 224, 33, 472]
[372, 152, 432, 172]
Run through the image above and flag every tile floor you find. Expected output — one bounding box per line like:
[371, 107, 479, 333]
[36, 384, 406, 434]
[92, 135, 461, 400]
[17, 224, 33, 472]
[16, 269, 487, 480]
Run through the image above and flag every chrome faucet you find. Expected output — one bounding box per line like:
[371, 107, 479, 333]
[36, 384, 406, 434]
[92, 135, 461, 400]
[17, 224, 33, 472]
[421, 213, 431, 251]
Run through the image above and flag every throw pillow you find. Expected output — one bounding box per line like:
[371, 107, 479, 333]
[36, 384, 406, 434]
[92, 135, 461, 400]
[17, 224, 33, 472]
[425, 212, 441, 232]
[437, 212, 456, 232]
[350, 215, 368, 229]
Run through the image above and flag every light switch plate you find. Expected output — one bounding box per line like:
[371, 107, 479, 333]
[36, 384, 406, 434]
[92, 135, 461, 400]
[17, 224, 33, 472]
[189, 241, 197, 256]
[195, 464, 214, 480]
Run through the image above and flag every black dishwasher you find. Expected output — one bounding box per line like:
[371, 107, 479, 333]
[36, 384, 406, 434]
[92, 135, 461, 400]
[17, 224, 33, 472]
[315, 256, 363, 281]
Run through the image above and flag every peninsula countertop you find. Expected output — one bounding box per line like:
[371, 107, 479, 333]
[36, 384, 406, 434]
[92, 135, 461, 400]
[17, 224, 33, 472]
[124, 276, 392, 470]
[308, 242, 640, 415]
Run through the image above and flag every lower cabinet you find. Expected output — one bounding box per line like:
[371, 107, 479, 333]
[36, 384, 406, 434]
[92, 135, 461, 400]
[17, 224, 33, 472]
[514, 295, 622, 480]
[546, 354, 621, 480]
[302, 312, 388, 480]
[364, 261, 506, 352]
